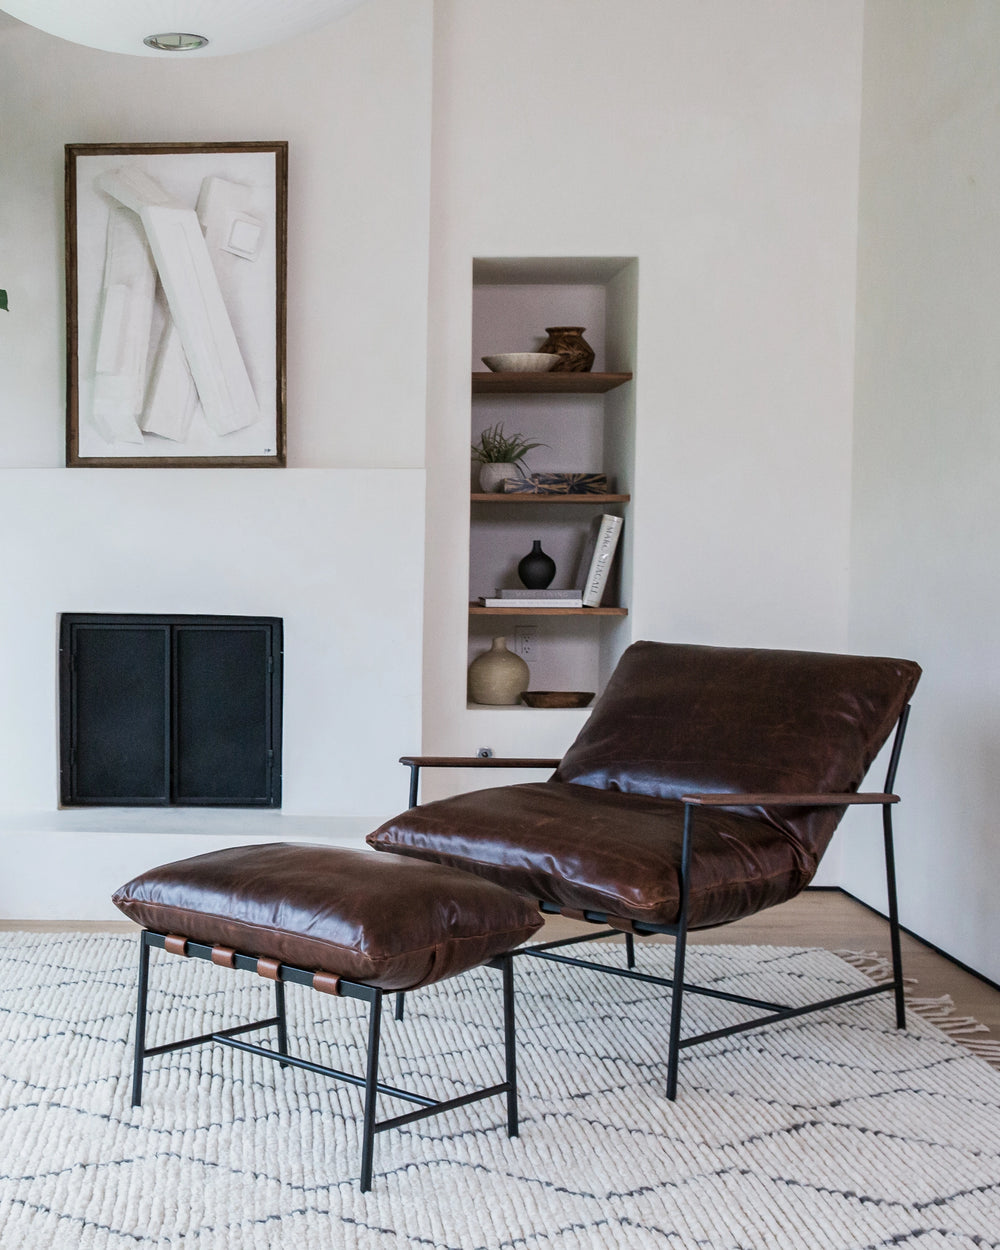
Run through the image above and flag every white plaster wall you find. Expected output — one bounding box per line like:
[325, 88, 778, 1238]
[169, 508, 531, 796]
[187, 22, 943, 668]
[0, 469, 424, 814]
[847, 1, 1000, 981]
[0, 468, 425, 915]
[0, 0, 432, 469]
[9, 1, 960, 933]
[423, 0, 864, 831]
[0, 2, 433, 919]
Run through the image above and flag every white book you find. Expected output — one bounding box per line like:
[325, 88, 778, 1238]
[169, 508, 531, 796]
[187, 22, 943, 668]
[495, 587, 584, 599]
[480, 597, 584, 608]
[582, 514, 623, 607]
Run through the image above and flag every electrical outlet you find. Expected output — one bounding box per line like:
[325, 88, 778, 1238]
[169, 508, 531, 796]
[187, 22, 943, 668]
[515, 625, 539, 662]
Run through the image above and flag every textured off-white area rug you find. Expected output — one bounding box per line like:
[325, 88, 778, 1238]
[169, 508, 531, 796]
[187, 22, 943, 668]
[1, 932, 999, 1249]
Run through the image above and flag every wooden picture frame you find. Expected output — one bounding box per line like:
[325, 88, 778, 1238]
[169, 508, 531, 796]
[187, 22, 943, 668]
[65, 141, 287, 467]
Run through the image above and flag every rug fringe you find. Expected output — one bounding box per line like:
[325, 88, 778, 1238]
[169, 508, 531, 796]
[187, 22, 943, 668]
[835, 948, 907, 983]
[836, 948, 1000, 1070]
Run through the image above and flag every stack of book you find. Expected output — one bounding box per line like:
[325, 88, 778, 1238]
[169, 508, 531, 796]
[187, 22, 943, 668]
[479, 588, 584, 608]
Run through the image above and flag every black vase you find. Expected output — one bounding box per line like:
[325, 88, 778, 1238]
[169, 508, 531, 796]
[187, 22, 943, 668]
[518, 539, 556, 589]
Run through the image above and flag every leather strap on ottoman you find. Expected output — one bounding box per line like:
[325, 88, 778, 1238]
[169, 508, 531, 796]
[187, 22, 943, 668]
[112, 842, 543, 990]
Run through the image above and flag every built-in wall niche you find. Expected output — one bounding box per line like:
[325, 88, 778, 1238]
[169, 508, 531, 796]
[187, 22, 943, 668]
[59, 614, 282, 807]
[468, 257, 637, 705]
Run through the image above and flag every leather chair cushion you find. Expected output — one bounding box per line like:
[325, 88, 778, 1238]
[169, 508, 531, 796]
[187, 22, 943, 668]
[367, 782, 818, 930]
[554, 641, 921, 859]
[112, 843, 543, 991]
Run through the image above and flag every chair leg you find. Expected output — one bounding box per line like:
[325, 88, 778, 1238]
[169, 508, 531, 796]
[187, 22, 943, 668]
[131, 932, 152, 1107]
[883, 805, 907, 1030]
[665, 920, 689, 1101]
[359, 991, 383, 1192]
[501, 955, 519, 1137]
[394, 992, 405, 1022]
[666, 803, 693, 1101]
[625, 932, 636, 969]
[274, 980, 289, 1066]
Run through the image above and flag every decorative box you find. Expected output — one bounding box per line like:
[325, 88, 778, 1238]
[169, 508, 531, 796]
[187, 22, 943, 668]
[502, 473, 609, 495]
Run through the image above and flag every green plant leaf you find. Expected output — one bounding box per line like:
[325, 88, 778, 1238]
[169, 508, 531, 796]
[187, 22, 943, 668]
[0, 290, 8, 311]
[471, 422, 548, 471]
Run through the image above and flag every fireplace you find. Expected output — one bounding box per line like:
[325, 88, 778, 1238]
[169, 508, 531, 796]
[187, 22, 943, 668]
[59, 614, 282, 808]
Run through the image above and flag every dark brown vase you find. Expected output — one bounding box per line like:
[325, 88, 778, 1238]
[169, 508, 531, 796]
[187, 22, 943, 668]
[538, 326, 595, 373]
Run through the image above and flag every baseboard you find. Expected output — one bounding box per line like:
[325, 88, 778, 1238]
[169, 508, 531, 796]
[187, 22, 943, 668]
[805, 884, 1000, 995]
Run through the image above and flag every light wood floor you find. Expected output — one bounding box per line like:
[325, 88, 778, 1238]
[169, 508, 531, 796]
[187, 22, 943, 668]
[3, 891, 997, 1037]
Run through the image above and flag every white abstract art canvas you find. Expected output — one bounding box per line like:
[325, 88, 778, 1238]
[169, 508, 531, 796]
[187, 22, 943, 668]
[66, 143, 286, 466]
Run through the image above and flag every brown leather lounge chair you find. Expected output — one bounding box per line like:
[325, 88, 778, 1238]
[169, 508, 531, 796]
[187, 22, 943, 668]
[367, 641, 921, 1098]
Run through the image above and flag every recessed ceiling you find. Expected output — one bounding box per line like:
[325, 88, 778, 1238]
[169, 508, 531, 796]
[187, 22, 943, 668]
[472, 257, 636, 286]
[0, 0, 368, 57]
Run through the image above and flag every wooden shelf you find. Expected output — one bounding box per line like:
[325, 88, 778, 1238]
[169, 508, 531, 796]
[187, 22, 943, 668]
[470, 603, 627, 617]
[472, 371, 633, 394]
[466, 702, 593, 712]
[470, 493, 630, 504]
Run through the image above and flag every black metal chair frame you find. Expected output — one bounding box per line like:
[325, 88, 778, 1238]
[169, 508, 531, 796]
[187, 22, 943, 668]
[398, 704, 911, 1100]
[129, 929, 519, 1191]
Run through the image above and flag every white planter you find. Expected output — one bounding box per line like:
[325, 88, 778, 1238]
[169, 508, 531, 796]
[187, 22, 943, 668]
[478, 462, 517, 493]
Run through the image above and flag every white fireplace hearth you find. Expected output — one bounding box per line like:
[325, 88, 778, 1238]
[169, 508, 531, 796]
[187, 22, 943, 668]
[0, 467, 425, 919]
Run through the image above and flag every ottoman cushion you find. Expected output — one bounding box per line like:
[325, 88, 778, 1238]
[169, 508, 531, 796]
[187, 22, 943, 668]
[112, 843, 543, 991]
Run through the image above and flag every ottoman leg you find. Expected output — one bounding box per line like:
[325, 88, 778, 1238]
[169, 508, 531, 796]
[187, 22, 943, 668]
[501, 954, 518, 1138]
[131, 932, 152, 1107]
[274, 980, 289, 1067]
[394, 992, 405, 1022]
[359, 990, 384, 1192]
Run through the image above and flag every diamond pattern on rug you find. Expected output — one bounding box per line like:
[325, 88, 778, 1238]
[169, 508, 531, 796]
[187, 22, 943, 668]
[1, 933, 998, 1249]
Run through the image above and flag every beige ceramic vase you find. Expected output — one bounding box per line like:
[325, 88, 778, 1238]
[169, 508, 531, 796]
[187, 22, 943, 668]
[468, 636, 530, 705]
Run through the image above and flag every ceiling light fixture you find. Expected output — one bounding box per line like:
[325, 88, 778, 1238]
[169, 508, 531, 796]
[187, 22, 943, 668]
[0, 0, 368, 58]
[142, 33, 210, 53]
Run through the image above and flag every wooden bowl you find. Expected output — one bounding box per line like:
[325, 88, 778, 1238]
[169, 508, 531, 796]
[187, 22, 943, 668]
[521, 690, 594, 709]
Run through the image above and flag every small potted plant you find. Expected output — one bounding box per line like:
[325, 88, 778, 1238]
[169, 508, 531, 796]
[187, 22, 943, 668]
[471, 422, 547, 492]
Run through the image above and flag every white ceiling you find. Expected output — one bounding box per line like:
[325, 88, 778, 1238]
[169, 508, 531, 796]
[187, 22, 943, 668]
[0, 0, 369, 57]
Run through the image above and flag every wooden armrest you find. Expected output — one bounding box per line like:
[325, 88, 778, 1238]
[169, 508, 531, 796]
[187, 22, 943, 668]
[681, 791, 899, 807]
[398, 756, 561, 769]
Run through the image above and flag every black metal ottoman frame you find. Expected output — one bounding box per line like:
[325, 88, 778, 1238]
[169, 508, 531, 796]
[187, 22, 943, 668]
[130, 930, 519, 1191]
[399, 704, 911, 1102]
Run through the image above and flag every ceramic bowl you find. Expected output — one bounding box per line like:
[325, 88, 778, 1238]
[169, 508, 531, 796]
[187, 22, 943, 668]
[482, 353, 561, 373]
[521, 691, 595, 709]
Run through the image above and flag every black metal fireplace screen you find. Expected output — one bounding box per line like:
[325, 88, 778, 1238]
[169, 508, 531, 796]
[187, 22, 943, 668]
[59, 614, 282, 808]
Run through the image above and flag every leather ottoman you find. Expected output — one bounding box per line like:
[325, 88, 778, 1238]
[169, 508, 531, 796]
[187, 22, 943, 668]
[112, 843, 543, 1190]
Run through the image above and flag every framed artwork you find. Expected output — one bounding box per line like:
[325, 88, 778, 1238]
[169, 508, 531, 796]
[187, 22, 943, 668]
[65, 142, 287, 467]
